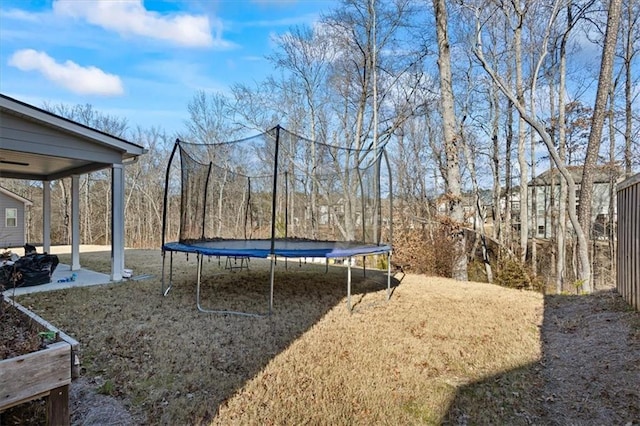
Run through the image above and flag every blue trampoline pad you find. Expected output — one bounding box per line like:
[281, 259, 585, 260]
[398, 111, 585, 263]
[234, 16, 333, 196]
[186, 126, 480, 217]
[163, 239, 391, 258]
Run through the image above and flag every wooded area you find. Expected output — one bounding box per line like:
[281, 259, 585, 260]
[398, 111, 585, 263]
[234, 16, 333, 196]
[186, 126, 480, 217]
[1, 0, 638, 293]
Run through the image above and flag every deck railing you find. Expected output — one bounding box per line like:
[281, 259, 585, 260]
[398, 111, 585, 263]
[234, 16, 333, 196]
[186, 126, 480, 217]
[616, 173, 639, 310]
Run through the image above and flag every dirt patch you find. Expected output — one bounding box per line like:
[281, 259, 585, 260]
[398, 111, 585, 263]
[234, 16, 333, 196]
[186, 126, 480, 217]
[69, 378, 138, 426]
[540, 290, 640, 424]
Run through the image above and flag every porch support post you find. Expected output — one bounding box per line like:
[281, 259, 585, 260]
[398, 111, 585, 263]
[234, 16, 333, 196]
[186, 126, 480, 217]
[42, 180, 51, 254]
[71, 174, 80, 270]
[111, 163, 125, 281]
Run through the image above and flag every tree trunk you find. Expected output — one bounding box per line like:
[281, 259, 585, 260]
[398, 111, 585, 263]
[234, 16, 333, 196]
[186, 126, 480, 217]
[505, 101, 514, 248]
[490, 86, 502, 243]
[433, 0, 468, 281]
[623, 0, 635, 178]
[578, 0, 623, 293]
[514, 13, 529, 263]
[607, 87, 617, 285]
[555, 1, 575, 293]
[462, 124, 493, 283]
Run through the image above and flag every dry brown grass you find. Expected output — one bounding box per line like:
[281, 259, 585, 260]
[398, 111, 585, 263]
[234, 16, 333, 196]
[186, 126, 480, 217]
[212, 274, 543, 425]
[12, 249, 639, 425]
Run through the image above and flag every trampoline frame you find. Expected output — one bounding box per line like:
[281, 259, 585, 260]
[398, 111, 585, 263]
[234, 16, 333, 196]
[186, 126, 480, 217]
[161, 240, 392, 317]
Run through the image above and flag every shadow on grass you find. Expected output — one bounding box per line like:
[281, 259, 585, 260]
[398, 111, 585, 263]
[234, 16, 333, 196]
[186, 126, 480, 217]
[443, 289, 639, 425]
[14, 250, 401, 424]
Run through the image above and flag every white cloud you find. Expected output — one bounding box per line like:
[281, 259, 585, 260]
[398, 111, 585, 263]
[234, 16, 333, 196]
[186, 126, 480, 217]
[239, 13, 319, 29]
[0, 8, 41, 22]
[8, 49, 124, 96]
[51, 0, 229, 49]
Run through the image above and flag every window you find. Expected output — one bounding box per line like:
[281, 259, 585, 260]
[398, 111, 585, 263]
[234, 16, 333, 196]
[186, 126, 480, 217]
[538, 225, 546, 235]
[5, 208, 17, 227]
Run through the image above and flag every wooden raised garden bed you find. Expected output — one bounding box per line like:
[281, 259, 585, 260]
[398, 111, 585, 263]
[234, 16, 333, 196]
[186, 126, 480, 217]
[0, 299, 80, 425]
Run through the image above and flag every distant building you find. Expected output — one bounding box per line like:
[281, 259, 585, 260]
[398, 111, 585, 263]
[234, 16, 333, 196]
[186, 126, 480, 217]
[436, 190, 493, 228]
[0, 186, 32, 248]
[497, 187, 521, 231]
[528, 165, 621, 239]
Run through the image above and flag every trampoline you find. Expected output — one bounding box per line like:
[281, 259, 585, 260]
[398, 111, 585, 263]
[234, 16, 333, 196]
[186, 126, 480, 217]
[163, 239, 391, 259]
[161, 125, 393, 316]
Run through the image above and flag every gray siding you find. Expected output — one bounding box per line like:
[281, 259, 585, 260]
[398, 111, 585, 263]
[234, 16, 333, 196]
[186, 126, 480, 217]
[0, 192, 26, 248]
[529, 182, 616, 239]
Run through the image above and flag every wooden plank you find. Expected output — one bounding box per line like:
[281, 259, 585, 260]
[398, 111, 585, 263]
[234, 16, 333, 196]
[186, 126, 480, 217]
[629, 186, 640, 310]
[47, 385, 70, 426]
[0, 341, 71, 410]
[7, 300, 81, 378]
[617, 178, 640, 311]
[617, 172, 640, 192]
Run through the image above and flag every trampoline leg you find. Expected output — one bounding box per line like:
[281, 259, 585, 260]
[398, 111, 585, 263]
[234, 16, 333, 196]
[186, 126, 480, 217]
[363, 256, 366, 277]
[269, 255, 276, 315]
[196, 254, 204, 311]
[387, 251, 391, 302]
[196, 254, 202, 311]
[163, 251, 174, 296]
[161, 251, 166, 294]
[347, 257, 352, 313]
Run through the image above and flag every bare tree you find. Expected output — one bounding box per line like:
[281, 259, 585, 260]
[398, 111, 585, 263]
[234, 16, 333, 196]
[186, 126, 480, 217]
[433, 0, 468, 281]
[268, 25, 336, 238]
[473, 2, 593, 290]
[578, 0, 623, 292]
[620, 0, 640, 178]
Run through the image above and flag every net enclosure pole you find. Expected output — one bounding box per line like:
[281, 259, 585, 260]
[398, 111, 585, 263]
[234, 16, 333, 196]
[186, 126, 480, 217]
[270, 125, 281, 251]
[267, 125, 281, 315]
[161, 140, 179, 249]
[202, 162, 213, 240]
[161, 141, 179, 295]
[244, 177, 251, 240]
[285, 171, 289, 239]
[383, 149, 393, 245]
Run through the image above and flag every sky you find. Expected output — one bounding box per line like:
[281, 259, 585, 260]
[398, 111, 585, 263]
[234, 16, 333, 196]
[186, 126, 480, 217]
[0, 0, 337, 135]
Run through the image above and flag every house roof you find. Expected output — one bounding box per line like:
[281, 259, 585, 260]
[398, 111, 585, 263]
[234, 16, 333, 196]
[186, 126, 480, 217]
[0, 93, 147, 181]
[0, 185, 33, 206]
[528, 165, 621, 186]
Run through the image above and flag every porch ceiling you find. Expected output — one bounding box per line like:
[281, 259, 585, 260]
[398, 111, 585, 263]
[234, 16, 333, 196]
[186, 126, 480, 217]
[0, 94, 146, 181]
[0, 150, 109, 181]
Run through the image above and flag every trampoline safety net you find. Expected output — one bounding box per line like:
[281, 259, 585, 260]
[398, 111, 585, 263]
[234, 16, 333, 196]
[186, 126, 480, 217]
[162, 125, 392, 249]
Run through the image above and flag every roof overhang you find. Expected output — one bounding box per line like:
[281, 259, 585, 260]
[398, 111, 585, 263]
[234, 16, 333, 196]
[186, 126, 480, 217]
[0, 94, 147, 181]
[0, 186, 33, 206]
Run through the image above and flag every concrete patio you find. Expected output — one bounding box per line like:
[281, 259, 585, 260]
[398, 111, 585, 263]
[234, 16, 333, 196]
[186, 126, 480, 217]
[2, 244, 116, 297]
[3, 263, 112, 297]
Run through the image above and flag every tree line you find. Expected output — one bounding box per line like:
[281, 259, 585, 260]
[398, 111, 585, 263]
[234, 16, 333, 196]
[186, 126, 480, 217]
[1, 0, 638, 293]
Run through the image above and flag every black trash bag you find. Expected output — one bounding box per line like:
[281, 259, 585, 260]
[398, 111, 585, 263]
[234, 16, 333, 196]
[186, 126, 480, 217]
[0, 264, 14, 288]
[12, 254, 60, 288]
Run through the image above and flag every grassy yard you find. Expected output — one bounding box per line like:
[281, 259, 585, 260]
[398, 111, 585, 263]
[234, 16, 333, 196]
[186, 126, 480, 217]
[12, 249, 638, 425]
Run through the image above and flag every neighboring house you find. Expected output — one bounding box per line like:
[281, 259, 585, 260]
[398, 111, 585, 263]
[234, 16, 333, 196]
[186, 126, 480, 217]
[436, 190, 493, 228]
[493, 186, 522, 235]
[0, 186, 33, 248]
[528, 165, 621, 239]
